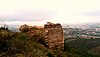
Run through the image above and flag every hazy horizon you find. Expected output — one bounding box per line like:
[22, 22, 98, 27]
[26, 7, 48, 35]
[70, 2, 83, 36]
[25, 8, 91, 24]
[0, 0, 100, 26]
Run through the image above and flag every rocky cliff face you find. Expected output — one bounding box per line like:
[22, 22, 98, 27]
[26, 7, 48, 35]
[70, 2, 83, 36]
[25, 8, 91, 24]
[19, 22, 64, 50]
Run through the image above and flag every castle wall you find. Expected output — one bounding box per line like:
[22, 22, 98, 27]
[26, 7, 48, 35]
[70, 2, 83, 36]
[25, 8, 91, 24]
[44, 22, 64, 49]
[19, 22, 64, 50]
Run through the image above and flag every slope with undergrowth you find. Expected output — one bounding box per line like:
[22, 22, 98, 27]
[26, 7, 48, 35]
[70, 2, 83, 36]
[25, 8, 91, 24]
[64, 38, 100, 57]
[0, 28, 68, 57]
[0, 27, 100, 57]
[89, 46, 100, 55]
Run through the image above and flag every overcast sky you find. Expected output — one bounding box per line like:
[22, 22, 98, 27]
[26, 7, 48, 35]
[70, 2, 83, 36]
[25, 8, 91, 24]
[0, 0, 100, 26]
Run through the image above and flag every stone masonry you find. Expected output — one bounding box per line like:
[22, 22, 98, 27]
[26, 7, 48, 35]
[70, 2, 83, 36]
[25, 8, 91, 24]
[44, 22, 64, 49]
[19, 22, 64, 49]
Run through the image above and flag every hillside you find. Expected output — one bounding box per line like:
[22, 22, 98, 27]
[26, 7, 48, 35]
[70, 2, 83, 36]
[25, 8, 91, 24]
[0, 28, 68, 57]
[64, 38, 100, 57]
[0, 27, 100, 57]
[89, 46, 100, 55]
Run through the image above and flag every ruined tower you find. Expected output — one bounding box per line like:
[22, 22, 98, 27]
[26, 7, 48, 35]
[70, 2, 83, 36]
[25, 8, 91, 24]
[19, 22, 64, 50]
[44, 22, 64, 49]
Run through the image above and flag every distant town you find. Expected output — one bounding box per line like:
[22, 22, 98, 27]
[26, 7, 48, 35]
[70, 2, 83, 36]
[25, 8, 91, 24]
[63, 23, 100, 39]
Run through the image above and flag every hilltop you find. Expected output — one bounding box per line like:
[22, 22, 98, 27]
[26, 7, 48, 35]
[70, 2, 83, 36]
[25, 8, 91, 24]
[0, 22, 100, 57]
[0, 27, 68, 57]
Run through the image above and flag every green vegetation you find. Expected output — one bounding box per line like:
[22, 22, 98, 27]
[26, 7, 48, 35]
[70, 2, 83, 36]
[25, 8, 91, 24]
[0, 28, 68, 57]
[64, 38, 100, 57]
[89, 46, 100, 55]
[0, 27, 100, 57]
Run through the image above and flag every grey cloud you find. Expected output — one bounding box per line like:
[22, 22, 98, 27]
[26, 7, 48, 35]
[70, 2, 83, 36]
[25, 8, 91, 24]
[0, 10, 55, 22]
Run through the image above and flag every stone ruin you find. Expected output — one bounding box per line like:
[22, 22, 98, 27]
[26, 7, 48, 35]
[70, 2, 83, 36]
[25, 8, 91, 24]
[44, 22, 64, 49]
[19, 22, 64, 50]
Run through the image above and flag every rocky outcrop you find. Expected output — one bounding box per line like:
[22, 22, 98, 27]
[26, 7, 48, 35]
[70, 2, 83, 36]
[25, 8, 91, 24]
[19, 22, 64, 50]
[27, 25, 44, 37]
[19, 24, 29, 32]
